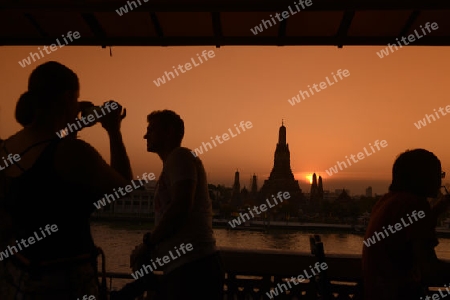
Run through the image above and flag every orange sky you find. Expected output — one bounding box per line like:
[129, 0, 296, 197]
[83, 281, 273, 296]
[1, 45, 449, 195]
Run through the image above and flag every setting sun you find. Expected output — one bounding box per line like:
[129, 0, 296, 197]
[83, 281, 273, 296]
[306, 174, 313, 184]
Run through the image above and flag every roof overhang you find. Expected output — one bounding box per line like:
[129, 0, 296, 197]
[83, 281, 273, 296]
[1, 0, 450, 47]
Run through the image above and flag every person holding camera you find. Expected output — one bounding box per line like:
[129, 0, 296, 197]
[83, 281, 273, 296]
[0, 61, 132, 299]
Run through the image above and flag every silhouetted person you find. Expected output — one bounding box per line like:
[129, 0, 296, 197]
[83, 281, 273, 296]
[0, 61, 132, 300]
[362, 149, 450, 300]
[117, 110, 223, 300]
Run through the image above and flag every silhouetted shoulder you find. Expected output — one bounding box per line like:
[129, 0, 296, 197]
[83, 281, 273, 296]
[55, 137, 129, 192]
[165, 147, 194, 160]
[176, 147, 196, 158]
[56, 138, 97, 152]
[54, 137, 108, 177]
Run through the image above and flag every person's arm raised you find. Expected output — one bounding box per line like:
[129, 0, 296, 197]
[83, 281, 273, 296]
[99, 101, 132, 181]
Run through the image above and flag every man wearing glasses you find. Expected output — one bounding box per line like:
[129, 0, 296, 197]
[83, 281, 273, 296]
[362, 149, 450, 300]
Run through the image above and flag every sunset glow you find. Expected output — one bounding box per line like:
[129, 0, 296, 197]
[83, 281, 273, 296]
[1, 46, 450, 195]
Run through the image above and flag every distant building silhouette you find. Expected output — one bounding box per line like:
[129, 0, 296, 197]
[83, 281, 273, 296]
[310, 173, 318, 200]
[365, 186, 373, 198]
[230, 170, 242, 207]
[226, 172, 259, 209]
[240, 186, 249, 204]
[251, 174, 258, 197]
[335, 188, 350, 195]
[94, 181, 156, 218]
[243, 174, 259, 207]
[318, 176, 324, 199]
[308, 173, 325, 212]
[257, 121, 305, 215]
[336, 188, 352, 204]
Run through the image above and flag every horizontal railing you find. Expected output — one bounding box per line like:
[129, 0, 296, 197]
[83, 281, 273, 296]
[101, 247, 450, 300]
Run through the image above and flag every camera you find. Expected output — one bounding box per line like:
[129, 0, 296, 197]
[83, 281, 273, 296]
[80, 105, 102, 127]
[79, 101, 121, 128]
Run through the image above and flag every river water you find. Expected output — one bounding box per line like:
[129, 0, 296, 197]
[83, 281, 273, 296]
[91, 222, 450, 275]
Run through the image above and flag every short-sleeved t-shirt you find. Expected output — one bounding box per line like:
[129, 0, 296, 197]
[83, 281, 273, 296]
[362, 191, 438, 299]
[153, 147, 216, 274]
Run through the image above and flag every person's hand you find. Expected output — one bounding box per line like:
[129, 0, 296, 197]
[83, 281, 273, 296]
[143, 231, 155, 247]
[99, 100, 126, 133]
[130, 243, 152, 272]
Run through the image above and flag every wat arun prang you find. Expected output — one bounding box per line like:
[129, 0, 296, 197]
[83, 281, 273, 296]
[257, 121, 306, 216]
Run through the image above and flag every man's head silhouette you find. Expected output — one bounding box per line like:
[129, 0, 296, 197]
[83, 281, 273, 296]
[389, 149, 443, 198]
[144, 110, 184, 156]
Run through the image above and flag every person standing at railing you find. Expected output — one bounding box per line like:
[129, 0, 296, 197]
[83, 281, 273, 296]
[112, 110, 224, 300]
[143, 110, 223, 300]
[0, 61, 133, 300]
[362, 149, 450, 300]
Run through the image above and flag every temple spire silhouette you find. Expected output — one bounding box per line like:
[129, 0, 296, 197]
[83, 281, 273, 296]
[318, 176, 324, 199]
[310, 173, 318, 200]
[258, 121, 305, 211]
[230, 169, 242, 207]
[251, 174, 258, 196]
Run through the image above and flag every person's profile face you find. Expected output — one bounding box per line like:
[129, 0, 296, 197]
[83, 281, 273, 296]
[144, 119, 166, 153]
[50, 90, 79, 129]
[65, 90, 80, 121]
[429, 167, 443, 198]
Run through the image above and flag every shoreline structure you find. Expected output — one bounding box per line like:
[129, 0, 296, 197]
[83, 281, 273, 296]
[93, 172, 156, 209]
[228, 192, 290, 228]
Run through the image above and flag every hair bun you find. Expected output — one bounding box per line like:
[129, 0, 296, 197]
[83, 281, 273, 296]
[15, 91, 36, 127]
